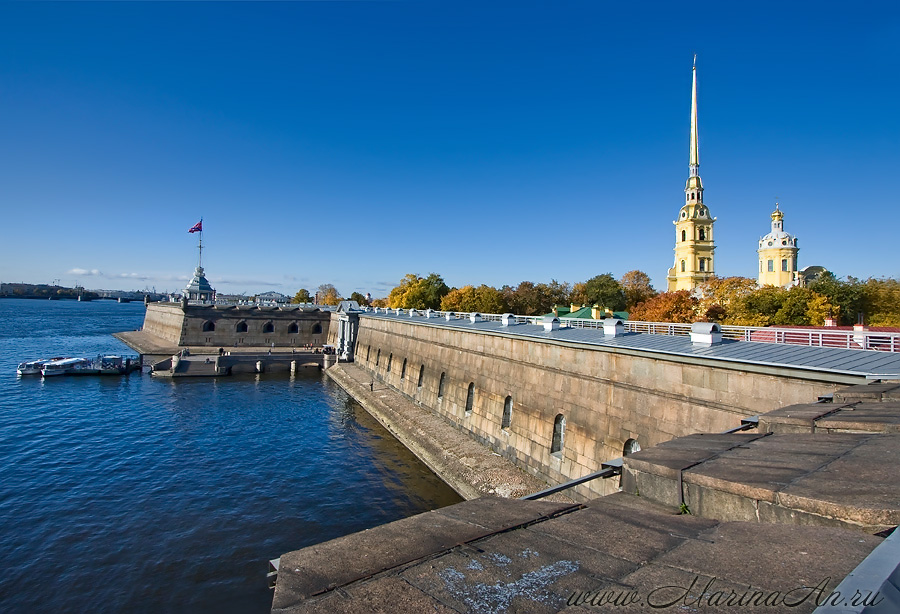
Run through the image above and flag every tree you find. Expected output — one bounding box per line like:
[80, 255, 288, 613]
[620, 270, 657, 311]
[696, 276, 757, 323]
[726, 285, 786, 326]
[349, 291, 369, 306]
[387, 273, 449, 310]
[317, 284, 341, 306]
[572, 274, 626, 311]
[441, 285, 507, 313]
[292, 289, 311, 304]
[807, 273, 864, 325]
[629, 291, 697, 323]
[502, 280, 571, 316]
[861, 278, 900, 326]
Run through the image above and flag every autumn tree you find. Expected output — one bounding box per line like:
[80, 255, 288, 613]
[317, 284, 341, 306]
[441, 285, 507, 313]
[629, 291, 697, 323]
[388, 273, 449, 310]
[292, 289, 311, 304]
[619, 270, 657, 311]
[696, 276, 757, 322]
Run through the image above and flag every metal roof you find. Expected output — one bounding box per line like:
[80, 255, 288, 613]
[361, 312, 900, 378]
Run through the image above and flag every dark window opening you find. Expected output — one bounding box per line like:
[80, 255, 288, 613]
[438, 372, 445, 399]
[312, 323, 322, 335]
[236, 321, 248, 333]
[387, 353, 392, 373]
[502, 396, 512, 429]
[465, 383, 475, 416]
[262, 322, 275, 334]
[417, 365, 424, 389]
[202, 321, 215, 332]
[400, 358, 406, 380]
[551, 414, 565, 456]
[287, 322, 299, 334]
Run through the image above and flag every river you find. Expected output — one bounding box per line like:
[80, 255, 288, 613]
[0, 298, 461, 613]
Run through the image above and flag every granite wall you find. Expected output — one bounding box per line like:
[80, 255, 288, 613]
[351, 315, 848, 499]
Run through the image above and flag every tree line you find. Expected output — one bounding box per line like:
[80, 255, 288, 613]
[293, 273, 900, 327]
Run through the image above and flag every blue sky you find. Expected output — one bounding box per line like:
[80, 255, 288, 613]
[1, 1, 898, 298]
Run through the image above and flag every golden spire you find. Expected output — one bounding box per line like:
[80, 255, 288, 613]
[689, 55, 699, 177]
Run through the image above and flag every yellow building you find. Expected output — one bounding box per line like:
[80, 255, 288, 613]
[667, 58, 716, 292]
[758, 204, 799, 287]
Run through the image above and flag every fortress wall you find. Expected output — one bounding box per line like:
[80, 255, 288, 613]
[141, 303, 331, 348]
[351, 316, 845, 499]
[142, 304, 186, 344]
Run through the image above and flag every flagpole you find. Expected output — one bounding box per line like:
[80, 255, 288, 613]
[198, 218, 203, 269]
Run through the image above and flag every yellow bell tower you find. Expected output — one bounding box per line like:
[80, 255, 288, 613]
[667, 57, 716, 292]
[758, 204, 799, 287]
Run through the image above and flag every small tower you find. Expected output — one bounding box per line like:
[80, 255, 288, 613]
[758, 204, 799, 287]
[667, 57, 716, 292]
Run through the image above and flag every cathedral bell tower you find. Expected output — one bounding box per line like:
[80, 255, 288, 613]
[667, 57, 716, 292]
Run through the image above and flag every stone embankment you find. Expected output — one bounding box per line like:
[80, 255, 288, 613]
[273, 379, 900, 613]
[326, 363, 562, 501]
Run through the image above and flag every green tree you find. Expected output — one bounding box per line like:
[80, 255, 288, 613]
[577, 274, 626, 311]
[696, 276, 758, 323]
[861, 278, 900, 326]
[726, 285, 787, 326]
[292, 289, 311, 304]
[349, 291, 369, 306]
[620, 270, 657, 311]
[807, 273, 864, 325]
[502, 280, 571, 315]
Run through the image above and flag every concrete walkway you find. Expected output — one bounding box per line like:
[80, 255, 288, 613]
[326, 363, 566, 501]
[272, 493, 883, 613]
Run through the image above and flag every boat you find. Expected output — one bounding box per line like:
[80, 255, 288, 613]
[41, 357, 93, 377]
[17, 357, 68, 376]
[40, 355, 142, 377]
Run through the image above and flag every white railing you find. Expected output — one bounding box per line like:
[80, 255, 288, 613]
[363, 307, 900, 353]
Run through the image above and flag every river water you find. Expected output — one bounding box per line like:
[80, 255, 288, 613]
[0, 298, 462, 613]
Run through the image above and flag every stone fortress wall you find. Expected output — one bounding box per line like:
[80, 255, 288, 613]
[142, 302, 331, 348]
[348, 314, 849, 499]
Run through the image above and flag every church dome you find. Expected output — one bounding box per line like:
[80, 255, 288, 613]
[758, 205, 798, 249]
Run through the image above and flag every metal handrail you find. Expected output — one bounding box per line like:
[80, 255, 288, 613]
[366, 308, 900, 353]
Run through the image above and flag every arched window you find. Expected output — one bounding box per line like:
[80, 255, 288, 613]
[699, 228, 705, 241]
[287, 322, 299, 334]
[465, 383, 474, 416]
[376, 349, 380, 367]
[681, 260, 686, 272]
[623, 438, 641, 456]
[699, 259, 706, 272]
[262, 321, 275, 333]
[312, 323, 322, 335]
[551, 414, 565, 456]
[681, 229, 686, 242]
[202, 320, 215, 332]
[438, 372, 445, 399]
[387, 353, 392, 372]
[417, 365, 424, 389]
[236, 321, 248, 333]
[502, 396, 512, 429]
[400, 358, 406, 380]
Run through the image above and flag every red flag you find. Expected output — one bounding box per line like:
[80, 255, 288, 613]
[188, 221, 203, 233]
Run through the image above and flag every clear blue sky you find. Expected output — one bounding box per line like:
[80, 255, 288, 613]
[2, 1, 898, 298]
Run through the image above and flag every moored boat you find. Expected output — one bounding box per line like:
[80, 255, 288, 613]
[41, 357, 92, 376]
[16, 357, 68, 376]
[41, 355, 141, 377]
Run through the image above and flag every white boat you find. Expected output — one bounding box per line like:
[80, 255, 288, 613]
[40, 355, 141, 377]
[41, 357, 92, 377]
[17, 357, 68, 376]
